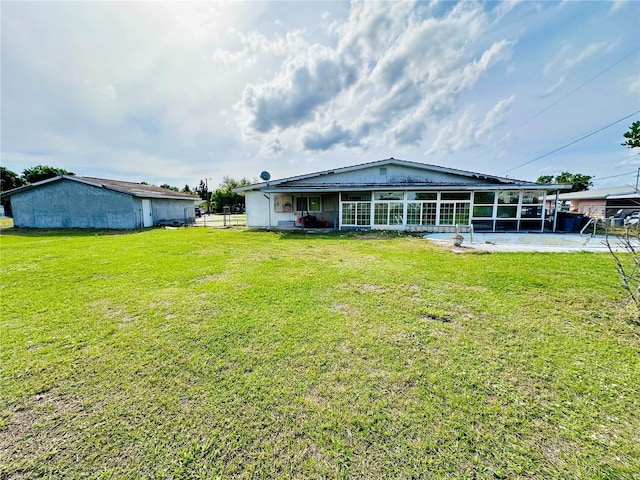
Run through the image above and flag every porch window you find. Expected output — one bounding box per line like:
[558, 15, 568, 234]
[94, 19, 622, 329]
[373, 192, 404, 225]
[342, 202, 371, 226]
[439, 192, 470, 225]
[296, 196, 321, 212]
[472, 192, 495, 219]
[407, 202, 436, 225]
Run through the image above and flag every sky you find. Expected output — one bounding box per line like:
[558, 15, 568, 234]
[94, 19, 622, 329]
[2, 1, 639, 191]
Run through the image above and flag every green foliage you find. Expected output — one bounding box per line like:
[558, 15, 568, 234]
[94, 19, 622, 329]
[535, 174, 554, 184]
[536, 171, 593, 192]
[210, 176, 251, 212]
[1, 228, 637, 478]
[194, 179, 210, 202]
[159, 183, 180, 191]
[22, 165, 73, 184]
[621, 120, 640, 150]
[0, 167, 24, 192]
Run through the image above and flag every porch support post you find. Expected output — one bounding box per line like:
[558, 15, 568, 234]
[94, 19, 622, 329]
[553, 190, 560, 233]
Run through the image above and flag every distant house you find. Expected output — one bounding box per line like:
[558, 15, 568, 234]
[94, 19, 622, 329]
[234, 158, 570, 232]
[2, 175, 197, 229]
[545, 186, 640, 218]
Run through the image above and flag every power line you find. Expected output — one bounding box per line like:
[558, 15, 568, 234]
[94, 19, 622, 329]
[500, 110, 640, 175]
[592, 170, 637, 182]
[515, 47, 640, 130]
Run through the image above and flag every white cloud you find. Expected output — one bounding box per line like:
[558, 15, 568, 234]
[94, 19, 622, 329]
[539, 76, 566, 98]
[564, 41, 610, 69]
[2, 0, 636, 187]
[426, 95, 516, 155]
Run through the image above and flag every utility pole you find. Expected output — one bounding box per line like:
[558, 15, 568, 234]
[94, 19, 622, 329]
[636, 167, 639, 192]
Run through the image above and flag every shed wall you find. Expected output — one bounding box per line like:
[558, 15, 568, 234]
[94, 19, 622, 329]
[9, 179, 196, 229]
[11, 180, 139, 229]
[152, 199, 196, 225]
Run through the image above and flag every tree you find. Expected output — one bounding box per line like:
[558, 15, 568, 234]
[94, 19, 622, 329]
[22, 165, 74, 184]
[535, 172, 592, 193]
[535, 175, 554, 184]
[210, 177, 252, 213]
[160, 183, 180, 192]
[621, 120, 640, 150]
[0, 167, 24, 192]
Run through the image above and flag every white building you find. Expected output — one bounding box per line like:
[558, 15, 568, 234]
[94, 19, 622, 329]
[235, 159, 570, 232]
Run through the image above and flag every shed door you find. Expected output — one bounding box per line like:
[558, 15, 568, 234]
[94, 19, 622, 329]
[142, 199, 153, 227]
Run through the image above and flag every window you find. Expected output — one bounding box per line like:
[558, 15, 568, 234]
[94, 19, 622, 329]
[473, 206, 494, 218]
[379, 167, 387, 176]
[439, 193, 470, 225]
[343, 193, 371, 201]
[522, 190, 544, 204]
[442, 192, 471, 201]
[374, 192, 402, 201]
[342, 202, 371, 226]
[296, 196, 321, 212]
[497, 206, 518, 218]
[472, 191, 495, 219]
[474, 192, 495, 204]
[407, 192, 437, 201]
[498, 191, 519, 204]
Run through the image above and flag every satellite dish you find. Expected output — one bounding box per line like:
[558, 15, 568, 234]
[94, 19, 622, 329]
[260, 171, 271, 181]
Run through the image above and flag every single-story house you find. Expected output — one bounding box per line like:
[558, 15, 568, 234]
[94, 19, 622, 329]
[545, 186, 640, 219]
[1, 175, 198, 229]
[234, 158, 571, 232]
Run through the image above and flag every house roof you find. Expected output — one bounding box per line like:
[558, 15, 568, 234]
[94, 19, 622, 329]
[1, 175, 198, 201]
[234, 158, 571, 193]
[546, 186, 640, 201]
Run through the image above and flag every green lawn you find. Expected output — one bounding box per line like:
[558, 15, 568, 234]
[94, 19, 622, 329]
[1, 227, 638, 478]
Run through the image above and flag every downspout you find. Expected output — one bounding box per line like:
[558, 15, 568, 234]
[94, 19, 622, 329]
[264, 191, 271, 231]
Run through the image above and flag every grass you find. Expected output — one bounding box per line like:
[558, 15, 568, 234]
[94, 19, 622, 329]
[1, 227, 638, 478]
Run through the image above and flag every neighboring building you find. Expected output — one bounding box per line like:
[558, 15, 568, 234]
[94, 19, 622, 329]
[2, 175, 197, 229]
[235, 158, 570, 232]
[545, 186, 640, 219]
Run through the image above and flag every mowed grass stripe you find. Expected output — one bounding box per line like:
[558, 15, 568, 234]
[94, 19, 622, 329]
[0, 228, 638, 478]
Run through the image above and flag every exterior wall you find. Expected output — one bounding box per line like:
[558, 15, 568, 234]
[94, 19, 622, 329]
[11, 180, 140, 229]
[286, 164, 489, 187]
[245, 191, 271, 227]
[244, 191, 339, 228]
[151, 198, 196, 225]
[9, 179, 196, 229]
[569, 199, 606, 218]
[245, 188, 545, 232]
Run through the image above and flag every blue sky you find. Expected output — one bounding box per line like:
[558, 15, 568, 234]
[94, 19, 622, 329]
[2, 1, 639, 190]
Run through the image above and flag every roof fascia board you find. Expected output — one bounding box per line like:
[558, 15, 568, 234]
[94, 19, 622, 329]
[261, 184, 571, 193]
[1, 175, 78, 197]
